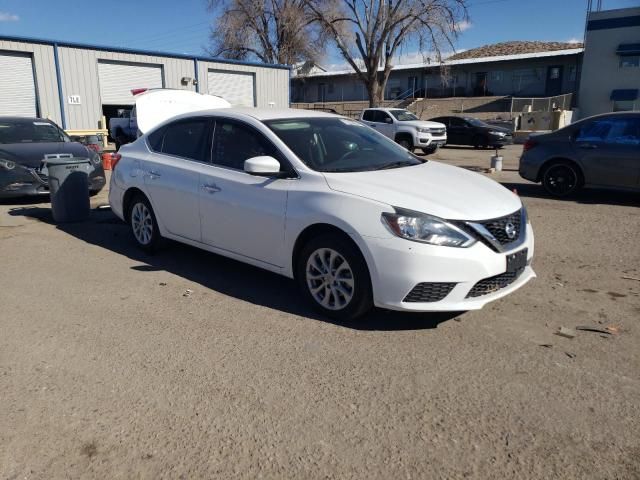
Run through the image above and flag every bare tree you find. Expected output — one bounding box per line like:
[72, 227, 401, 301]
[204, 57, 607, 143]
[207, 0, 324, 65]
[304, 0, 468, 106]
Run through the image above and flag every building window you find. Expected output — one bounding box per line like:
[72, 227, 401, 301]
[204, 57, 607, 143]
[620, 55, 639, 68]
[328, 83, 335, 94]
[613, 100, 636, 112]
[549, 67, 561, 79]
[568, 66, 577, 82]
[490, 71, 503, 81]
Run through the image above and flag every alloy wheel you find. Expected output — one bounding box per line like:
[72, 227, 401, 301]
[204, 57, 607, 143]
[305, 248, 355, 311]
[131, 202, 154, 245]
[545, 164, 578, 196]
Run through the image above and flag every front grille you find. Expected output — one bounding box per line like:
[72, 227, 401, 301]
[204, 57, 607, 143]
[404, 282, 456, 303]
[466, 269, 524, 298]
[481, 210, 522, 245]
[430, 128, 446, 136]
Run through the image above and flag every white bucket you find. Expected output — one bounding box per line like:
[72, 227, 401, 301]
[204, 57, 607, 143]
[491, 155, 503, 172]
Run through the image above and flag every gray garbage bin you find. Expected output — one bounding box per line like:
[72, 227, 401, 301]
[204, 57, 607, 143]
[45, 154, 93, 223]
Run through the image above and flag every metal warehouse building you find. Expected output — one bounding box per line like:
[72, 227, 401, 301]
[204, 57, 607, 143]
[0, 35, 290, 131]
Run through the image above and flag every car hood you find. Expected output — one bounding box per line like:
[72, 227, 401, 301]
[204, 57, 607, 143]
[322, 161, 521, 221]
[482, 124, 511, 134]
[400, 120, 446, 129]
[0, 142, 91, 168]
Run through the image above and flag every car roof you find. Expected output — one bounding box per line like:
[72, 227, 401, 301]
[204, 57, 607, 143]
[186, 107, 345, 122]
[0, 116, 55, 123]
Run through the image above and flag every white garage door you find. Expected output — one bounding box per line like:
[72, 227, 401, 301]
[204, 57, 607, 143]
[98, 61, 163, 105]
[207, 70, 255, 107]
[0, 52, 37, 117]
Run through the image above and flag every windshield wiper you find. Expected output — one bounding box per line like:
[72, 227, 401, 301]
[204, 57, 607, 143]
[376, 161, 418, 170]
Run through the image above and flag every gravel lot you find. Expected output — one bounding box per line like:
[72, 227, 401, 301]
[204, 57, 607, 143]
[1, 145, 639, 479]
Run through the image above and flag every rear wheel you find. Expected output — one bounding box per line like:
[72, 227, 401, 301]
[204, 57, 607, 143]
[296, 233, 373, 321]
[542, 161, 582, 197]
[128, 194, 162, 252]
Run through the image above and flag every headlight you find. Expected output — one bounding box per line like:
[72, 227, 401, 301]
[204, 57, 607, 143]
[489, 131, 506, 137]
[417, 127, 432, 134]
[0, 158, 16, 170]
[381, 208, 476, 247]
[90, 152, 102, 165]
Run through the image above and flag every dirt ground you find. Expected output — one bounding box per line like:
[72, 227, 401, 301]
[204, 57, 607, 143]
[1, 145, 639, 479]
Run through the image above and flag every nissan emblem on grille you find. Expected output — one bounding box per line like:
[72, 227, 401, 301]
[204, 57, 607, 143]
[504, 222, 516, 239]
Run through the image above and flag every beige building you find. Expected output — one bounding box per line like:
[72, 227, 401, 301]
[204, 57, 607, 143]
[578, 6, 640, 118]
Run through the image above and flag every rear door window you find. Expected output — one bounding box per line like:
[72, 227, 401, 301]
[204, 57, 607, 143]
[362, 110, 375, 121]
[154, 118, 211, 161]
[373, 110, 392, 123]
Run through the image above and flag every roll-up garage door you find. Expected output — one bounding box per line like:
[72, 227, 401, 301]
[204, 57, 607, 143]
[0, 52, 37, 117]
[98, 61, 163, 105]
[207, 70, 255, 107]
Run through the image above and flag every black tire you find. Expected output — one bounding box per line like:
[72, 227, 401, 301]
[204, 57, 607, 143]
[128, 194, 162, 252]
[541, 160, 582, 197]
[396, 136, 414, 152]
[296, 233, 373, 321]
[421, 146, 438, 155]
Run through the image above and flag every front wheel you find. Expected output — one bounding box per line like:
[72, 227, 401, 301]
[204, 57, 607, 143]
[128, 194, 162, 252]
[421, 146, 438, 155]
[296, 234, 373, 321]
[542, 161, 582, 197]
[396, 137, 414, 152]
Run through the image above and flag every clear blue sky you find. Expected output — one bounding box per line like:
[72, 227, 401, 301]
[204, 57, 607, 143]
[0, 0, 638, 61]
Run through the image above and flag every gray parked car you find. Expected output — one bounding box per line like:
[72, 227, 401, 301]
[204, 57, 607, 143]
[0, 117, 106, 198]
[519, 112, 640, 196]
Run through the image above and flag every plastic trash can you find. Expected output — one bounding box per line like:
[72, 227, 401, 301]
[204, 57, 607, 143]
[45, 154, 93, 223]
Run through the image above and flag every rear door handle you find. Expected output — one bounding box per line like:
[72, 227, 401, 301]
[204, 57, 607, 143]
[578, 143, 598, 149]
[202, 183, 221, 193]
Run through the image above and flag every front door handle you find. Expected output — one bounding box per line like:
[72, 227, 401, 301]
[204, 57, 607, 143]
[578, 143, 598, 149]
[148, 170, 161, 177]
[202, 183, 221, 193]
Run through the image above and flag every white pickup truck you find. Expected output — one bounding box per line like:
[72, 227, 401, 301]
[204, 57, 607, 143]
[360, 108, 447, 154]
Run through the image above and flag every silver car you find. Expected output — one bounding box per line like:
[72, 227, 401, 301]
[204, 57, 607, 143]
[519, 112, 640, 196]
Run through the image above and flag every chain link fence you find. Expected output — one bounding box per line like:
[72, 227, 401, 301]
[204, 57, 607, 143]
[510, 93, 573, 115]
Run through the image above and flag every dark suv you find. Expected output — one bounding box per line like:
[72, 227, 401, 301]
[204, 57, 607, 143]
[519, 112, 640, 197]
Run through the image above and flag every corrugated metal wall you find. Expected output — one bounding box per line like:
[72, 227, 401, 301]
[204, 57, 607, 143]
[58, 47, 197, 129]
[0, 40, 62, 124]
[0, 38, 290, 130]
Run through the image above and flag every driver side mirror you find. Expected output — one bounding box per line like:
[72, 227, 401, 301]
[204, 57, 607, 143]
[384, 117, 393, 124]
[244, 156, 282, 177]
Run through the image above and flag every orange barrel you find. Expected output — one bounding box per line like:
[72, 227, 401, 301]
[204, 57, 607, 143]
[101, 152, 113, 170]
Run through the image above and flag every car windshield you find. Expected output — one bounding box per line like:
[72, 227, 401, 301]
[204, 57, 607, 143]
[265, 117, 422, 172]
[466, 118, 489, 127]
[0, 120, 68, 144]
[389, 109, 419, 121]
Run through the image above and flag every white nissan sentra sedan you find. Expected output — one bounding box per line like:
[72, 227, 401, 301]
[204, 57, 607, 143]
[109, 91, 535, 320]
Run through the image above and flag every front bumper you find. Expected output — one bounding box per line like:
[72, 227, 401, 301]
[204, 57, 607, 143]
[0, 166, 106, 198]
[416, 133, 447, 148]
[359, 223, 535, 312]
